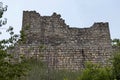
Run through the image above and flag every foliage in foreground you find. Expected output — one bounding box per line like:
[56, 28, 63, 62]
[0, 2, 7, 27]
[22, 59, 81, 80]
[77, 52, 120, 80]
[77, 62, 113, 80]
[0, 29, 29, 80]
[112, 39, 120, 47]
[1, 2, 119, 79]
[112, 52, 120, 80]
[0, 2, 29, 80]
[21, 52, 120, 80]
[0, 51, 29, 80]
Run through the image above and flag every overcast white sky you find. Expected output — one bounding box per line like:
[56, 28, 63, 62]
[0, 0, 120, 39]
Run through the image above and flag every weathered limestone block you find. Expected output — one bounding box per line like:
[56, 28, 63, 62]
[8, 11, 113, 70]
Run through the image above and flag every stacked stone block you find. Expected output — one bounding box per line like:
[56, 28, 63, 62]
[10, 11, 112, 70]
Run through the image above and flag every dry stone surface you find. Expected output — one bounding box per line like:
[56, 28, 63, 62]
[9, 11, 113, 70]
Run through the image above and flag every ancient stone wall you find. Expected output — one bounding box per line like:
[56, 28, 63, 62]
[11, 11, 112, 70]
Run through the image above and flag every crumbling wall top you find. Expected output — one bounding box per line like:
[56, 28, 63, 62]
[92, 22, 109, 27]
[23, 11, 40, 16]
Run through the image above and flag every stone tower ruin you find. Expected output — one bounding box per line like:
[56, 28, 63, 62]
[12, 11, 112, 70]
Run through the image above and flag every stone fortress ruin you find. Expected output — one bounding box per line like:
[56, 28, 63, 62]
[11, 11, 112, 70]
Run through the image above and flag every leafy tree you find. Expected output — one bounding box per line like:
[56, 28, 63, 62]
[0, 2, 29, 80]
[0, 27, 29, 80]
[0, 2, 7, 27]
[112, 39, 120, 46]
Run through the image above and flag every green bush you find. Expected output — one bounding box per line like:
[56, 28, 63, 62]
[112, 52, 120, 80]
[77, 62, 112, 80]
